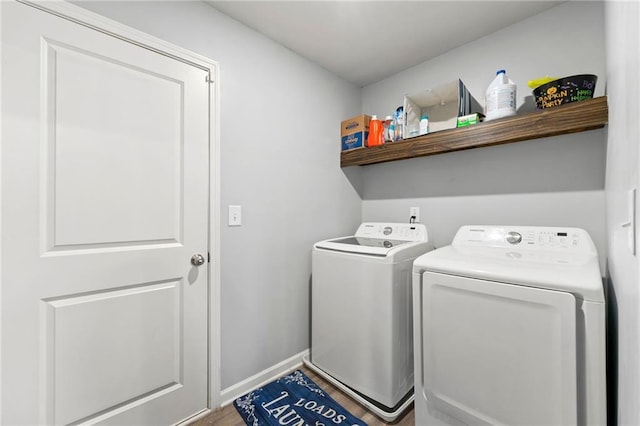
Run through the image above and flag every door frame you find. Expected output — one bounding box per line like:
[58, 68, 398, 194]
[0, 0, 222, 418]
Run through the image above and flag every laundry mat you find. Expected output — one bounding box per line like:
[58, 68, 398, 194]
[233, 370, 367, 426]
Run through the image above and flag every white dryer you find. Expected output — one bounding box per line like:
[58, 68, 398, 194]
[304, 222, 434, 422]
[412, 225, 606, 426]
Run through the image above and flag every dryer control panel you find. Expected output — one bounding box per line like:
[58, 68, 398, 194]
[355, 222, 429, 242]
[453, 225, 596, 254]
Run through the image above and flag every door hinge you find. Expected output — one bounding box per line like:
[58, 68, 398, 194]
[205, 73, 213, 84]
[207, 252, 211, 263]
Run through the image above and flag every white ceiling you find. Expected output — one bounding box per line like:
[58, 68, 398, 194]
[205, 1, 564, 87]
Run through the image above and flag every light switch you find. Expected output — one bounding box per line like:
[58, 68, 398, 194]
[229, 205, 242, 226]
[622, 189, 636, 255]
[628, 189, 636, 255]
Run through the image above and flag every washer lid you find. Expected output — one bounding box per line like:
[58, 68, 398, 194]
[315, 236, 414, 256]
[413, 225, 604, 302]
[315, 222, 431, 256]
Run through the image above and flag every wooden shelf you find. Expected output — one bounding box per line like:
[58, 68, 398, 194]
[341, 96, 608, 167]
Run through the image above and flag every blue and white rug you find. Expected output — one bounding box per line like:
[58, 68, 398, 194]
[233, 370, 367, 426]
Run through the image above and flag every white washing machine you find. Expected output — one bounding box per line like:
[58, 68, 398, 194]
[303, 222, 434, 422]
[412, 225, 606, 426]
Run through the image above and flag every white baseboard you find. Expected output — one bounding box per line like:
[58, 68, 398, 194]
[219, 349, 309, 407]
[175, 408, 211, 426]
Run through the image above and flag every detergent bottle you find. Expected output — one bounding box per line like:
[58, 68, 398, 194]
[366, 115, 384, 147]
[485, 69, 517, 121]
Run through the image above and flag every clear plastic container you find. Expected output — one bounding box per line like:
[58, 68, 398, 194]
[393, 106, 404, 141]
[383, 115, 393, 143]
[419, 115, 429, 135]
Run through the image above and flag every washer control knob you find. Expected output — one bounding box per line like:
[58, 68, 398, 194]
[383, 226, 393, 235]
[506, 231, 522, 245]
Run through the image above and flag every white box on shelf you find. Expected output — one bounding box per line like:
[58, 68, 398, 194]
[403, 79, 482, 138]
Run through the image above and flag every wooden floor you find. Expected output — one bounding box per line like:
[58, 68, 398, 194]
[190, 365, 415, 426]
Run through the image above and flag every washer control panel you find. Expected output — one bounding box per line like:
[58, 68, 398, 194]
[355, 222, 429, 242]
[453, 225, 594, 253]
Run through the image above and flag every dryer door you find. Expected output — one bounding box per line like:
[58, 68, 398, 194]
[419, 271, 577, 426]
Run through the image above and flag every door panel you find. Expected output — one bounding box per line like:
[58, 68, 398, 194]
[43, 281, 181, 425]
[1, 2, 210, 424]
[45, 38, 183, 249]
[420, 272, 577, 426]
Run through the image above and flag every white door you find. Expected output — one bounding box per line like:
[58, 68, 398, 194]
[1, 2, 211, 425]
[420, 272, 578, 426]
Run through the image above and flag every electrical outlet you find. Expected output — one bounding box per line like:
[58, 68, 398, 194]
[228, 205, 242, 226]
[410, 206, 420, 223]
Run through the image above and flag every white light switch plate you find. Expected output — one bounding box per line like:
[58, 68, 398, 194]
[628, 189, 636, 255]
[229, 205, 242, 226]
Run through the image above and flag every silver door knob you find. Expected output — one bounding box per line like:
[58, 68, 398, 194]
[191, 254, 206, 266]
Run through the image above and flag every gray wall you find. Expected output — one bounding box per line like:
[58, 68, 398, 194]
[360, 1, 608, 270]
[73, 1, 363, 389]
[605, 1, 640, 424]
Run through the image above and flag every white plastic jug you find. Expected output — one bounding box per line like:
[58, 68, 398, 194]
[485, 69, 517, 121]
